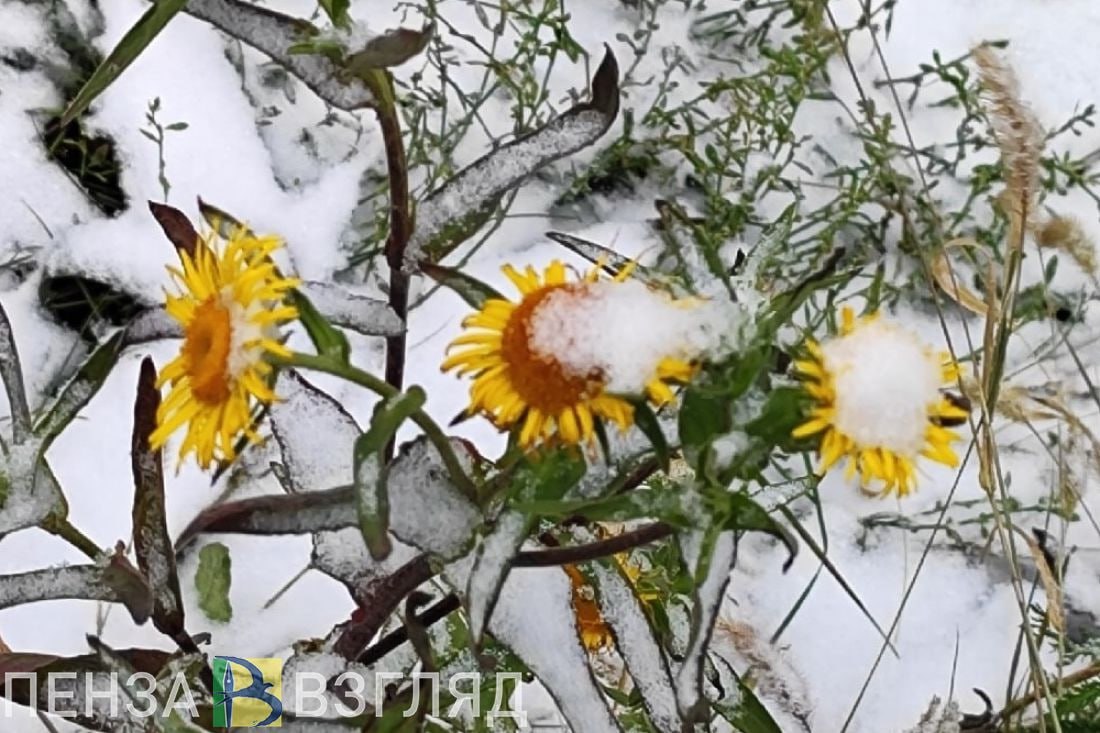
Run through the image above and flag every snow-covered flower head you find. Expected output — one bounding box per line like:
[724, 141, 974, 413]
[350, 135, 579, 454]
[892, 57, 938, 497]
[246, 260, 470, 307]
[150, 225, 299, 468]
[792, 307, 968, 497]
[442, 260, 718, 448]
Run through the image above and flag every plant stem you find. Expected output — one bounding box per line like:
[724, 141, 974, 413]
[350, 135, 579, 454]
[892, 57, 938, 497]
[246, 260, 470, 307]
[277, 351, 476, 501]
[43, 515, 100, 561]
[365, 69, 414, 462]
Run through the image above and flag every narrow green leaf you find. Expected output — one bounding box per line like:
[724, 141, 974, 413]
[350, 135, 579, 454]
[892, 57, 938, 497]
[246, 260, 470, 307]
[34, 331, 126, 448]
[517, 486, 695, 527]
[420, 262, 503, 309]
[743, 386, 808, 447]
[60, 0, 189, 127]
[195, 542, 232, 623]
[777, 505, 898, 657]
[545, 231, 656, 281]
[353, 388, 426, 560]
[317, 0, 350, 29]
[628, 398, 670, 472]
[716, 674, 784, 733]
[291, 289, 350, 363]
[714, 492, 797, 569]
[0, 301, 31, 442]
[343, 23, 435, 73]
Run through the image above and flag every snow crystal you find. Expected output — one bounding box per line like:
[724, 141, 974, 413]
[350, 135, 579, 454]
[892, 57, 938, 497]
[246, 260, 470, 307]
[821, 317, 944, 454]
[529, 278, 742, 394]
[488, 566, 619, 733]
[387, 438, 480, 560]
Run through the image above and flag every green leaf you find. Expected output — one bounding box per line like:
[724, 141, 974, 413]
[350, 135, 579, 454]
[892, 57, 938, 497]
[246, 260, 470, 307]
[678, 386, 729, 450]
[509, 448, 587, 504]
[60, 0, 189, 127]
[743, 386, 808, 446]
[628, 398, 670, 471]
[343, 24, 435, 73]
[0, 301, 31, 443]
[195, 542, 232, 623]
[715, 675, 784, 733]
[420, 262, 503, 309]
[517, 485, 696, 526]
[34, 330, 126, 448]
[291, 289, 351, 363]
[353, 388, 426, 560]
[713, 491, 797, 569]
[545, 231, 657, 281]
[317, 0, 351, 29]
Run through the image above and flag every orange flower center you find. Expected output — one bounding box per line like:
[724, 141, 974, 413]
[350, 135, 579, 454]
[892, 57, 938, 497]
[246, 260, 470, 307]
[183, 297, 232, 404]
[500, 284, 602, 415]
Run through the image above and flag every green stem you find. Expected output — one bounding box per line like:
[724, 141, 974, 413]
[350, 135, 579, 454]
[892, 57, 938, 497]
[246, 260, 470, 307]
[277, 352, 478, 501]
[43, 515, 101, 561]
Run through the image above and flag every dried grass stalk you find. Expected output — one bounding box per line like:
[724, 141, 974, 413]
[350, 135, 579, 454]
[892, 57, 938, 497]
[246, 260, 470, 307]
[973, 46, 1044, 225]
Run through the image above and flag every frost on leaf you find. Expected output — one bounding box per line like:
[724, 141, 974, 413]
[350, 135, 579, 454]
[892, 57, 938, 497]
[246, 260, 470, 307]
[387, 437, 480, 560]
[675, 529, 738, 722]
[34, 330, 125, 447]
[131, 358, 187, 642]
[0, 301, 31, 442]
[282, 651, 365, 719]
[269, 372, 417, 598]
[484, 566, 621, 733]
[405, 48, 620, 268]
[122, 307, 182, 346]
[183, 0, 376, 110]
[586, 562, 681, 733]
[460, 510, 529, 645]
[0, 551, 153, 625]
[0, 441, 65, 534]
[299, 281, 404, 337]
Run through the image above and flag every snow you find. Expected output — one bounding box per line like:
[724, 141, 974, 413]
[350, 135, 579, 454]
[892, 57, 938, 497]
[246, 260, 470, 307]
[821, 314, 946, 454]
[486, 566, 620, 733]
[386, 438, 480, 560]
[589, 561, 681, 733]
[298, 281, 403, 337]
[529, 278, 744, 394]
[461, 510, 528, 644]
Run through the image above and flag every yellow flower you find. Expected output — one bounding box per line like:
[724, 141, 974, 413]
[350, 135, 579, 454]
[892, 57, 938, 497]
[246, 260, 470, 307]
[442, 261, 696, 448]
[150, 226, 299, 468]
[565, 555, 656, 653]
[792, 307, 968, 497]
[566, 564, 613, 652]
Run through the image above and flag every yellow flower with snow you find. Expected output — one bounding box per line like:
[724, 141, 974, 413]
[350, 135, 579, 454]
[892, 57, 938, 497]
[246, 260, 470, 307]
[150, 225, 299, 468]
[566, 554, 656, 653]
[442, 260, 706, 448]
[792, 307, 968, 497]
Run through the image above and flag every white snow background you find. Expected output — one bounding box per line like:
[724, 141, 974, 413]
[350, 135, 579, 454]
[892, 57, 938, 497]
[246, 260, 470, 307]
[1, 0, 1100, 730]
